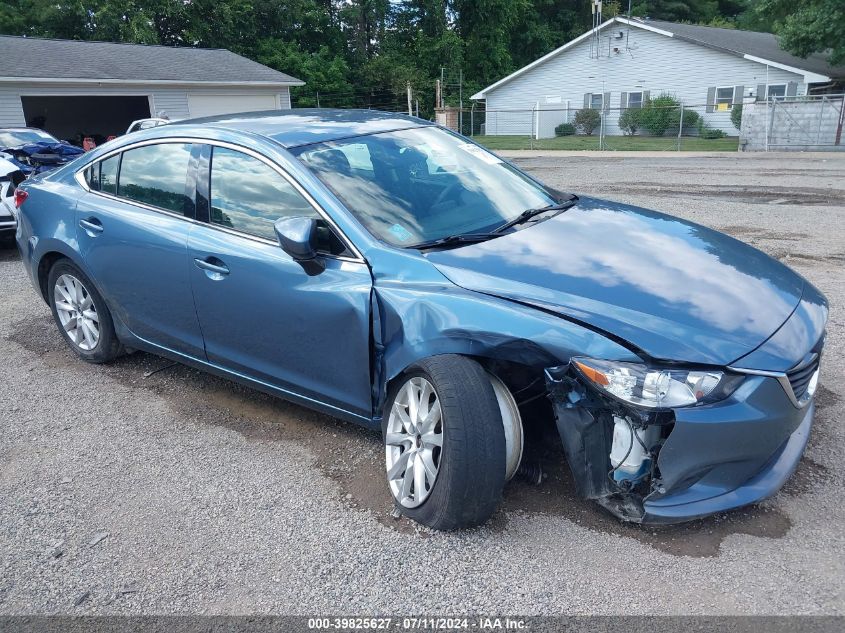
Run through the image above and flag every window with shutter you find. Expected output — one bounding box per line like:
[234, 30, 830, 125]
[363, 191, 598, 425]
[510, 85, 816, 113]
[767, 84, 787, 100]
[715, 86, 735, 110]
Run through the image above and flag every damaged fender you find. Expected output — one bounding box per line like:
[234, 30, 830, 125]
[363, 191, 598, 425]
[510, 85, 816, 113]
[366, 248, 637, 420]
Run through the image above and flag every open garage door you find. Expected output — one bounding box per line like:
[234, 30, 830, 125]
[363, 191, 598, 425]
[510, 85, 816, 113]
[21, 96, 151, 146]
[187, 94, 277, 118]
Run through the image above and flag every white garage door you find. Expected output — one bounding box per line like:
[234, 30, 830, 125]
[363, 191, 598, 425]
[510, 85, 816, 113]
[187, 94, 278, 118]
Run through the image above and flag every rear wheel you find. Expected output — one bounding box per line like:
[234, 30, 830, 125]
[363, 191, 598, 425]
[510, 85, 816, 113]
[383, 355, 506, 530]
[47, 260, 121, 363]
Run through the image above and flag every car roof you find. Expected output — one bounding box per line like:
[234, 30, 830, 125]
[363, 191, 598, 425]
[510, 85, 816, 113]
[168, 108, 433, 148]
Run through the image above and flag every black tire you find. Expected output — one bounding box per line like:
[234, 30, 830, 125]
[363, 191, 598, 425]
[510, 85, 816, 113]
[47, 259, 122, 363]
[383, 354, 506, 530]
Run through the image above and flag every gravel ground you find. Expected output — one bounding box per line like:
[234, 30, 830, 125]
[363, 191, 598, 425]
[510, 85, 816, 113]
[0, 152, 843, 615]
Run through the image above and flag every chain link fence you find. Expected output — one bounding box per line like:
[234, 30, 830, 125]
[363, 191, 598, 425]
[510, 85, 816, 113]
[435, 101, 741, 151]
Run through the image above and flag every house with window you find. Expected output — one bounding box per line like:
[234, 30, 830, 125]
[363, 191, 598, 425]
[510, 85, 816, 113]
[471, 17, 845, 137]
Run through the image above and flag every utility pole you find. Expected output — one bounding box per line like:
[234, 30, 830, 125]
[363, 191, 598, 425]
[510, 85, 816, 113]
[459, 69, 463, 134]
[435, 79, 442, 110]
[407, 82, 413, 116]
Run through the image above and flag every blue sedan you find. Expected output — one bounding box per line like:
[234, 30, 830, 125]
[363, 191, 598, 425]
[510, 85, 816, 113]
[14, 109, 826, 530]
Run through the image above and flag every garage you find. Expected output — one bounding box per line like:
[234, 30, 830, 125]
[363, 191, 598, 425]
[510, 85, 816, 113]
[21, 95, 151, 145]
[187, 94, 278, 118]
[0, 35, 304, 146]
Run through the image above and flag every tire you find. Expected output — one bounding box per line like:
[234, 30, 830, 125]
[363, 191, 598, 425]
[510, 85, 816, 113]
[47, 259, 121, 363]
[383, 354, 506, 530]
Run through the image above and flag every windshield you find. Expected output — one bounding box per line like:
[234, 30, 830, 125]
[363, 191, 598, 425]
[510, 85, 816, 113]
[292, 126, 557, 247]
[0, 129, 58, 147]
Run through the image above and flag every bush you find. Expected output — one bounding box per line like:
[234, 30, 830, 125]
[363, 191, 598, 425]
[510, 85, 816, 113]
[697, 121, 727, 139]
[555, 122, 576, 136]
[678, 108, 700, 130]
[617, 108, 641, 135]
[731, 103, 743, 131]
[636, 94, 702, 136]
[574, 108, 601, 135]
[638, 93, 681, 136]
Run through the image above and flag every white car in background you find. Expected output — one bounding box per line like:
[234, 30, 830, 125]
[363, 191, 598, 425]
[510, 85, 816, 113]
[0, 155, 25, 239]
[125, 118, 171, 135]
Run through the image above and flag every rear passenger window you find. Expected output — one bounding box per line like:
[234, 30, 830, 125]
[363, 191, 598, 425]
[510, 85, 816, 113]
[99, 155, 119, 195]
[209, 146, 317, 241]
[117, 143, 192, 214]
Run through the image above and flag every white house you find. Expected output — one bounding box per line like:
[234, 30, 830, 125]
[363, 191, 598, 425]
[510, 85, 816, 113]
[0, 36, 304, 142]
[471, 17, 845, 138]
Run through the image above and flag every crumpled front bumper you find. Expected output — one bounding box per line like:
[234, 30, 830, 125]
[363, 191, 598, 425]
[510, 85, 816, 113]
[642, 397, 813, 524]
[548, 370, 816, 525]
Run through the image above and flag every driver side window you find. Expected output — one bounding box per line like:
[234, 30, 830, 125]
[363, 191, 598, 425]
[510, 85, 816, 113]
[209, 146, 318, 241]
[208, 146, 349, 256]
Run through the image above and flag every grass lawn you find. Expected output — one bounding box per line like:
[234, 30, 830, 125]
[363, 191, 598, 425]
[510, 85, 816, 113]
[473, 134, 739, 152]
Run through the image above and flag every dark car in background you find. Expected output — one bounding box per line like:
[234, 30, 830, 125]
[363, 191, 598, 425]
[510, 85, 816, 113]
[0, 127, 84, 176]
[13, 110, 827, 530]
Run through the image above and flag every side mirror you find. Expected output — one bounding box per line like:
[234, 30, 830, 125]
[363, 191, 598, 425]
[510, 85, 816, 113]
[274, 216, 326, 275]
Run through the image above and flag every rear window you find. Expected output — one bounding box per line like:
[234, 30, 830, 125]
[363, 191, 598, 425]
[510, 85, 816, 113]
[100, 155, 119, 194]
[117, 143, 192, 214]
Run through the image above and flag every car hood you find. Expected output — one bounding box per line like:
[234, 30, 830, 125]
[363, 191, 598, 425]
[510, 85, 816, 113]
[425, 197, 805, 366]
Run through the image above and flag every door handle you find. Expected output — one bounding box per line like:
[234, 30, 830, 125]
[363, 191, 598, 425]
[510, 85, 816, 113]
[79, 217, 104, 235]
[194, 257, 230, 278]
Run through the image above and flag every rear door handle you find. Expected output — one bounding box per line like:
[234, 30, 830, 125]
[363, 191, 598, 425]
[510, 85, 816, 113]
[79, 217, 103, 235]
[194, 257, 230, 278]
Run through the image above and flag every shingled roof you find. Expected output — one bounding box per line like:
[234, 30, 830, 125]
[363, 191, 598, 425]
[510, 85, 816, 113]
[0, 35, 303, 85]
[644, 20, 845, 80]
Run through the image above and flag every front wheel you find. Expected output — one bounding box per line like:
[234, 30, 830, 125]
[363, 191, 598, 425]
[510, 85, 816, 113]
[383, 355, 506, 530]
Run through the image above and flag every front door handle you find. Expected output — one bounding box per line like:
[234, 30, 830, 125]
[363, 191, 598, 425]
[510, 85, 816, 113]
[79, 217, 104, 235]
[194, 257, 230, 279]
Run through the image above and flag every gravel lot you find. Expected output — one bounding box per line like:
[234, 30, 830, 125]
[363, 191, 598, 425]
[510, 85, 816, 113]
[0, 152, 843, 615]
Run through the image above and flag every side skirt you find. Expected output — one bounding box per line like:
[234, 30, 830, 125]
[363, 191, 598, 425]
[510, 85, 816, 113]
[117, 328, 377, 429]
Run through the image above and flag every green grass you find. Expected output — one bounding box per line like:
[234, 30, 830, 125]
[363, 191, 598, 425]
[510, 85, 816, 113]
[473, 134, 739, 152]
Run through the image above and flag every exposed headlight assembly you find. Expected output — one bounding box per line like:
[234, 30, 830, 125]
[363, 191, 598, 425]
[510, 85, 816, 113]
[572, 357, 741, 409]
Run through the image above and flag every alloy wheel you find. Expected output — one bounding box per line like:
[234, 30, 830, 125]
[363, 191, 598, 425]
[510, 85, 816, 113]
[385, 376, 443, 508]
[54, 274, 100, 351]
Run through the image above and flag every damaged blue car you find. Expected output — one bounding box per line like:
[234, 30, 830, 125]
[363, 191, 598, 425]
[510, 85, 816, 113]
[14, 110, 826, 530]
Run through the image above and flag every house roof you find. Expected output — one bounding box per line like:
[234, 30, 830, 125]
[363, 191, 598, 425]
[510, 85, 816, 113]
[645, 19, 845, 79]
[472, 17, 843, 99]
[0, 35, 304, 86]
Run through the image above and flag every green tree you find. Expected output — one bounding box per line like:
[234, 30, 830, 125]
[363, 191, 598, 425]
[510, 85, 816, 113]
[454, 0, 524, 87]
[755, 0, 845, 65]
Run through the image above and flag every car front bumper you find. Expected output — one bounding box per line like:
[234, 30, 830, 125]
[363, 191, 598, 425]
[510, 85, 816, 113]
[548, 369, 817, 525]
[641, 397, 813, 524]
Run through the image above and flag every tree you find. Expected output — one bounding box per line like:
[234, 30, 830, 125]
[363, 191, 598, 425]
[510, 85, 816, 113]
[755, 0, 845, 65]
[454, 0, 524, 88]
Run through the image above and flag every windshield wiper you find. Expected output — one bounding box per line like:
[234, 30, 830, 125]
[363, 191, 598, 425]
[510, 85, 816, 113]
[410, 233, 499, 251]
[492, 194, 578, 234]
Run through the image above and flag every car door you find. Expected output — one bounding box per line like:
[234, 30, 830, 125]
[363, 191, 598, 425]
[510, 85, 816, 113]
[187, 143, 374, 419]
[75, 141, 205, 357]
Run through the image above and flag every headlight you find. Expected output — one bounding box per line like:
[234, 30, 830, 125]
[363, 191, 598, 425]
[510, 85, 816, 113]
[572, 357, 737, 409]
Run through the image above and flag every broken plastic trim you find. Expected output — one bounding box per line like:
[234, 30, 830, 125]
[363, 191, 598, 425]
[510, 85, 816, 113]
[545, 363, 674, 523]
